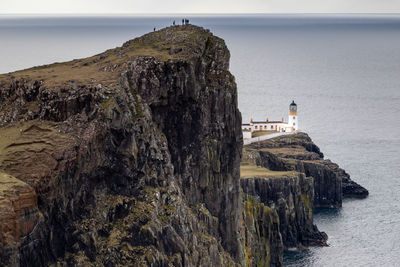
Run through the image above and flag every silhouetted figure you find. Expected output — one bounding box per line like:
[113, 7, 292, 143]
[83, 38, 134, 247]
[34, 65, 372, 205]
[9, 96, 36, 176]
[182, 19, 184, 25]
[153, 27, 156, 31]
[186, 19, 189, 25]
[173, 20, 175, 26]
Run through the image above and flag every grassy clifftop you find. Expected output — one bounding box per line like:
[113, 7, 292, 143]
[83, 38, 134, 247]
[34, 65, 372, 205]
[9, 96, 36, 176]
[0, 25, 221, 89]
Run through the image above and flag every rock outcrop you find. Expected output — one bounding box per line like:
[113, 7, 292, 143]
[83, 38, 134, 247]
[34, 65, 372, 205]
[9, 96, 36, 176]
[239, 144, 328, 264]
[238, 132, 368, 265]
[241, 193, 283, 267]
[241, 174, 327, 248]
[0, 25, 242, 266]
[245, 132, 368, 208]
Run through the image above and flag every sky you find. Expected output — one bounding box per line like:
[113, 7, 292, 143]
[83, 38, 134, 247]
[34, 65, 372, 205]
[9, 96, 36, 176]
[0, 0, 399, 14]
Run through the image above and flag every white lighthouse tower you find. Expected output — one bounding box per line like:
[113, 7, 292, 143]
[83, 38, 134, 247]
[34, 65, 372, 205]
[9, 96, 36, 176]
[288, 100, 298, 132]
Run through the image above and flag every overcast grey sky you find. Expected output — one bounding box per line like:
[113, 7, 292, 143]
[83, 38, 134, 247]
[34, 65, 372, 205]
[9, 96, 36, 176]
[1, 0, 399, 14]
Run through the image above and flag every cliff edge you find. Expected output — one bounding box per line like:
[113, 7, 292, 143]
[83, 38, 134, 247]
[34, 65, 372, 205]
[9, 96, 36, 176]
[245, 132, 369, 206]
[0, 25, 242, 266]
[239, 132, 368, 265]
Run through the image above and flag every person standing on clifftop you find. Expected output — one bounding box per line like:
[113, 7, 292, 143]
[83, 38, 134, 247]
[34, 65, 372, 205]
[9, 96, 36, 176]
[182, 19, 184, 25]
[173, 20, 175, 26]
[153, 27, 156, 31]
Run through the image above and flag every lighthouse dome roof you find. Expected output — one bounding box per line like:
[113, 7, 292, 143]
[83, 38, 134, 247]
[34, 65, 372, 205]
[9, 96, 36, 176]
[290, 100, 297, 106]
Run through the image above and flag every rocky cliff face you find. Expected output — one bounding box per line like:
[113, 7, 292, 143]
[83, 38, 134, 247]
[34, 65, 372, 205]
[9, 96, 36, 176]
[241, 174, 327, 248]
[0, 25, 242, 266]
[241, 193, 283, 267]
[238, 132, 368, 265]
[239, 145, 327, 265]
[245, 133, 368, 208]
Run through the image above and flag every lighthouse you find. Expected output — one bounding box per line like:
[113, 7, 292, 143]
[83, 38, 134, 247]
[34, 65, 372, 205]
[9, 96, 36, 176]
[288, 100, 298, 131]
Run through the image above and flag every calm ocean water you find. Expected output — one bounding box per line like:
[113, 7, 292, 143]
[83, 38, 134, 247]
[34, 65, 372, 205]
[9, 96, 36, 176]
[1, 14, 400, 266]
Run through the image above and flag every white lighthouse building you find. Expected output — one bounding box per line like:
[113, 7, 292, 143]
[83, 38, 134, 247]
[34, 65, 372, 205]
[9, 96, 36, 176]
[288, 100, 298, 131]
[241, 100, 299, 139]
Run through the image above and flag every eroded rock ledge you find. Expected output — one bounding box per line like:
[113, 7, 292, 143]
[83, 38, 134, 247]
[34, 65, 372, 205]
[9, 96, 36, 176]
[245, 132, 369, 206]
[239, 132, 368, 265]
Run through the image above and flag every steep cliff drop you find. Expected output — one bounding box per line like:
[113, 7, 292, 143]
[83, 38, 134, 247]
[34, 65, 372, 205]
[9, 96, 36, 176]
[239, 132, 368, 265]
[0, 25, 243, 266]
[244, 132, 369, 207]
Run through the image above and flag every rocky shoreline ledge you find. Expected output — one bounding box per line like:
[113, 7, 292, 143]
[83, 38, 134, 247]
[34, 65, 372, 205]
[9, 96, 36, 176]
[0, 25, 367, 266]
[239, 132, 368, 264]
[244, 132, 368, 205]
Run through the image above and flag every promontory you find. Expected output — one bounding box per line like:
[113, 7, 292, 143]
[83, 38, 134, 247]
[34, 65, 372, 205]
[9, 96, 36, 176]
[0, 25, 367, 267]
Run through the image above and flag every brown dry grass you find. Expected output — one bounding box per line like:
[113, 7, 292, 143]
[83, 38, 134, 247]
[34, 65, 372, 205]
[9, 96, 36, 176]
[240, 163, 298, 179]
[251, 130, 276, 138]
[258, 147, 307, 156]
[0, 25, 213, 90]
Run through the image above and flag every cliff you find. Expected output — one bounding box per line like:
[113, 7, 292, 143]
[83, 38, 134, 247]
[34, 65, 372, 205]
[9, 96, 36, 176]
[240, 145, 327, 258]
[239, 132, 368, 265]
[0, 25, 242, 266]
[0, 25, 368, 267]
[244, 132, 368, 208]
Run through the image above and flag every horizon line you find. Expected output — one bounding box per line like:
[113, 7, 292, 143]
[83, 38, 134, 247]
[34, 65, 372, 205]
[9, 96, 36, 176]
[1, 12, 400, 16]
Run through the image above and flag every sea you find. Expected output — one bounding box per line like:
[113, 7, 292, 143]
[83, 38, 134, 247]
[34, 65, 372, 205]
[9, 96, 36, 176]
[1, 14, 399, 267]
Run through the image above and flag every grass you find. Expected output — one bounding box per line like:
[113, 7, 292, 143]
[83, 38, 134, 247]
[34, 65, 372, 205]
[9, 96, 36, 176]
[251, 130, 277, 138]
[0, 25, 215, 90]
[258, 146, 307, 156]
[240, 163, 298, 179]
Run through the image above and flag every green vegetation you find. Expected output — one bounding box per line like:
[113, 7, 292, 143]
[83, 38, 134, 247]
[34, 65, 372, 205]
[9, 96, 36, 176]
[242, 194, 276, 267]
[251, 130, 276, 138]
[301, 193, 312, 218]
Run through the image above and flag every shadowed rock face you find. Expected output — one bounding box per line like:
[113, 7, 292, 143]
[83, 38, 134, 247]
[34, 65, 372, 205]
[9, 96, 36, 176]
[241, 174, 327, 249]
[239, 145, 328, 263]
[241, 193, 283, 267]
[0, 25, 242, 266]
[125, 41, 242, 257]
